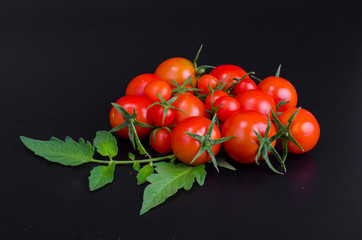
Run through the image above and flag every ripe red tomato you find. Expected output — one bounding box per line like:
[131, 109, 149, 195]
[150, 104, 175, 127]
[109, 96, 153, 139]
[210, 65, 250, 90]
[214, 96, 240, 122]
[258, 76, 298, 112]
[235, 90, 276, 116]
[125, 74, 163, 96]
[278, 108, 320, 154]
[155, 57, 197, 88]
[150, 128, 172, 154]
[171, 93, 208, 124]
[221, 111, 277, 164]
[143, 79, 171, 102]
[205, 90, 229, 111]
[231, 78, 257, 96]
[197, 74, 218, 94]
[171, 117, 221, 165]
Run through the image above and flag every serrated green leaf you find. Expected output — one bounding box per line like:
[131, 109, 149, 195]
[20, 136, 94, 166]
[136, 164, 154, 185]
[216, 158, 237, 171]
[128, 152, 135, 161]
[140, 162, 206, 215]
[133, 161, 140, 171]
[93, 131, 118, 158]
[88, 161, 116, 191]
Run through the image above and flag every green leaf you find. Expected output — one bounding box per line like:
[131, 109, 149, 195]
[93, 131, 118, 158]
[128, 152, 135, 161]
[136, 164, 154, 185]
[20, 136, 94, 166]
[88, 161, 116, 191]
[216, 158, 237, 171]
[140, 162, 206, 215]
[133, 161, 140, 171]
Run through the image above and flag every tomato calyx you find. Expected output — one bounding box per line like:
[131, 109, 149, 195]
[254, 116, 285, 175]
[184, 114, 235, 172]
[171, 77, 201, 95]
[148, 93, 188, 125]
[205, 91, 223, 127]
[193, 44, 215, 79]
[110, 103, 154, 158]
[224, 72, 255, 93]
[271, 107, 304, 162]
[150, 126, 172, 144]
[275, 98, 290, 116]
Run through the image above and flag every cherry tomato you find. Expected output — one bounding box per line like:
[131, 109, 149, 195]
[231, 78, 257, 96]
[197, 74, 218, 94]
[205, 90, 229, 111]
[109, 96, 153, 139]
[214, 96, 240, 122]
[258, 76, 298, 112]
[150, 128, 172, 154]
[221, 111, 277, 164]
[235, 90, 276, 116]
[171, 93, 208, 124]
[125, 74, 163, 96]
[171, 117, 221, 165]
[150, 104, 175, 127]
[155, 57, 197, 88]
[210, 65, 250, 90]
[278, 108, 320, 154]
[143, 79, 171, 102]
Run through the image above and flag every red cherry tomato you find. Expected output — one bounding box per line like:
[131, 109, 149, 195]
[150, 128, 172, 154]
[205, 90, 229, 111]
[214, 96, 240, 122]
[235, 90, 276, 116]
[109, 96, 153, 139]
[155, 57, 197, 88]
[143, 79, 171, 102]
[231, 78, 257, 96]
[278, 108, 320, 154]
[221, 111, 277, 164]
[150, 104, 175, 127]
[171, 117, 221, 165]
[210, 65, 250, 90]
[171, 93, 208, 124]
[258, 76, 298, 112]
[125, 74, 163, 96]
[197, 74, 218, 94]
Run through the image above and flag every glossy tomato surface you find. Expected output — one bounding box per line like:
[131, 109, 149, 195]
[143, 79, 171, 102]
[171, 117, 221, 165]
[231, 78, 257, 96]
[214, 96, 240, 122]
[235, 89, 276, 116]
[171, 93, 208, 124]
[197, 74, 218, 94]
[125, 74, 163, 96]
[109, 96, 153, 139]
[278, 108, 320, 154]
[155, 57, 197, 87]
[150, 128, 172, 154]
[258, 76, 298, 112]
[222, 111, 276, 164]
[150, 104, 175, 127]
[210, 65, 249, 89]
[205, 90, 229, 111]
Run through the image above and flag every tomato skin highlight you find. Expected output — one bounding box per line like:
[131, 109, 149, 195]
[231, 78, 257, 96]
[171, 93, 208, 124]
[205, 90, 229, 111]
[109, 96, 154, 139]
[150, 128, 172, 154]
[210, 65, 250, 90]
[144, 79, 171, 102]
[125, 74, 163, 96]
[155, 57, 197, 88]
[221, 111, 277, 164]
[197, 74, 218, 94]
[214, 96, 241, 122]
[278, 108, 320, 154]
[258, 76, 298, 112]
[235, 90, 276, 117]
[150, 104, 175, 127]
[171, 117, 221, 165]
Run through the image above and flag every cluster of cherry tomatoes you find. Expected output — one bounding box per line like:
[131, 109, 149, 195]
[109, 47, 320, 174]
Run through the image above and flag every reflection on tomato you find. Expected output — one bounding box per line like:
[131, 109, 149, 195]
[171, 93, 208, 124]
[125, 74, 163, 96]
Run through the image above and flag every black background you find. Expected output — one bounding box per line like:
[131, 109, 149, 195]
[2, 0, 362, 239]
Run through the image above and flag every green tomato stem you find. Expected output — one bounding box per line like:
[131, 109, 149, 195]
[90, 154, 175, 165]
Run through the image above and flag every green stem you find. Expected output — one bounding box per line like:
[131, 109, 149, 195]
[90, 154, 175, 165]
